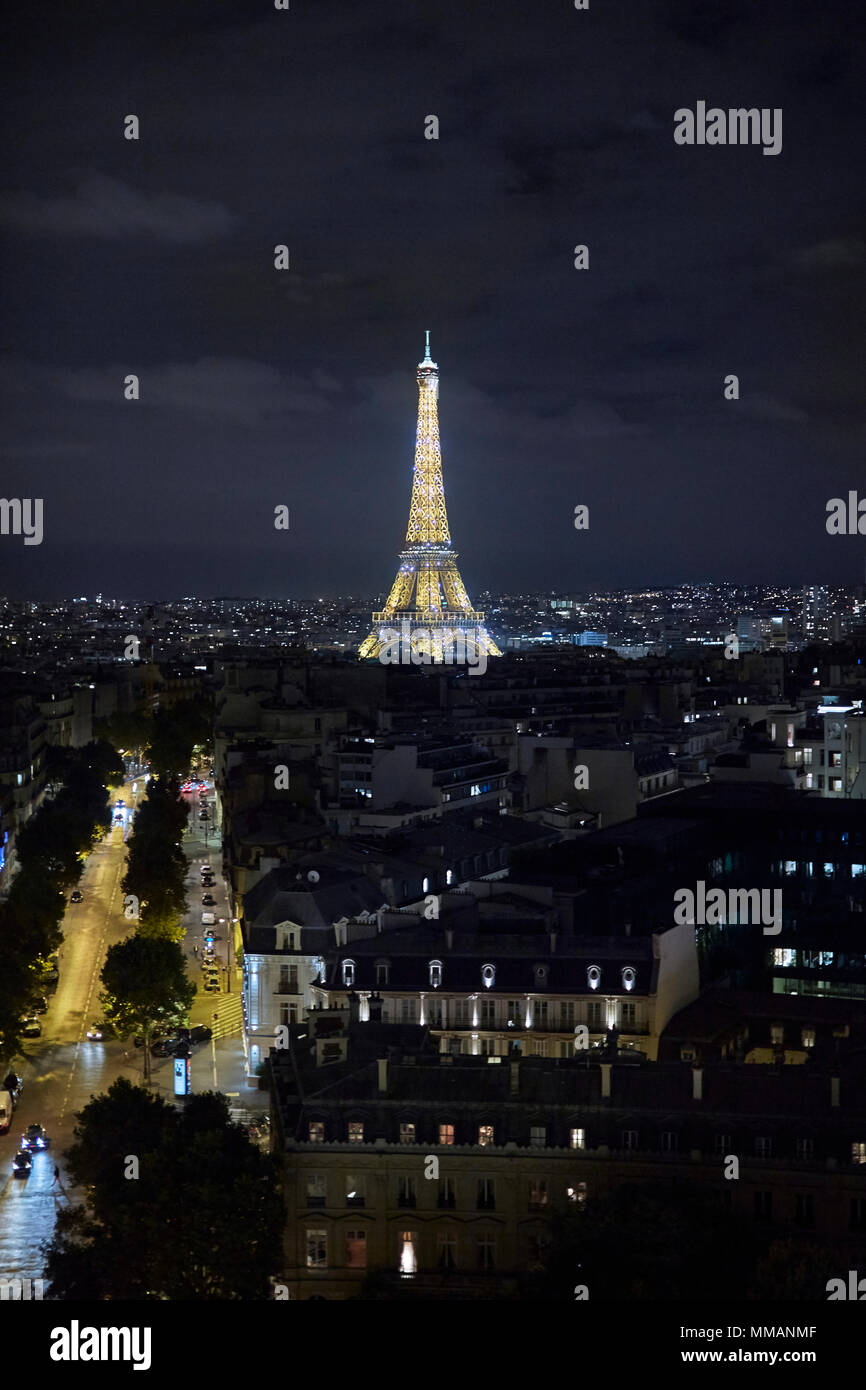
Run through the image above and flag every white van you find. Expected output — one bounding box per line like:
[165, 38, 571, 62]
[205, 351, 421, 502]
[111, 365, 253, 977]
[0, 1091, 12, 1134]
[201, 912, 216, 927]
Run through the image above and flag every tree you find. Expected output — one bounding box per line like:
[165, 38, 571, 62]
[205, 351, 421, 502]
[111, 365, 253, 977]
[44, 1080, 284, 1300]
[528, 1183, 769, 1301]
[747, 1239, 851, 1300]
[100, 937, 195, 1083]
[146, 700, 212, 780]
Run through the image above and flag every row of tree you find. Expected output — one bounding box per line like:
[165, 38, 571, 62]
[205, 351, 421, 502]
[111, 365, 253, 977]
[0, 740, 124, 1066]
[98, 700, 213, 1077]
[44, 1079, 284, 1299]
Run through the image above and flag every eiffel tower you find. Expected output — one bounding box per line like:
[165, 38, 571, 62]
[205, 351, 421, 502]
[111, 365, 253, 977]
[359, 334, 501, 663]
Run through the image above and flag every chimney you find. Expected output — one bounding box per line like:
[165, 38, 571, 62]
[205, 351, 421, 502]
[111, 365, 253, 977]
[831, 1075, 840, 1108]
[548, 930, 557, 954]
[509, 1058, 520, 1095]
[378, 1057, 388, 1094]
[444, 927, 454, 951]
[692, 1065, 703, 1101]
[600, 1062, 612, 1099]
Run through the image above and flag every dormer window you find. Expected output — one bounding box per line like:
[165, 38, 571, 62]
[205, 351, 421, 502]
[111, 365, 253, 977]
[481, 963, 496, 989]
[621, 966, 636, 992]
[429, 960, 443, 989]
[423, 877, 430, 893]
[534, 963, 548, 986]
[587, 966, 601, 991]
[375, 960, 390, 986]
[342, 959, 355, 988]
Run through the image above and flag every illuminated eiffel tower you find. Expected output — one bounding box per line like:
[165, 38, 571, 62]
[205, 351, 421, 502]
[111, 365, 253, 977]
[359, 334, 501, 663]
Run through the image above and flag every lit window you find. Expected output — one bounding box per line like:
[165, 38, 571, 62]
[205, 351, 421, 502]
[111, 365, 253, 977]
[348, 1121, 364, 1144]
[398, 1231, 418, 1276]
[774, 948, 796, 967]
[566, 1182, 587, 1205]
[587, 965, 601, 991]
[342, 959, 355, 987]
[345, 1174, 365, 1207]
[308, 1121, 324, 1143]
[570, 1127, 585, 1150]
[345, 1229, 367, 1269]
[481, 963, 496, 989]
[801, 1029, 815, 1049]
[399, 1123, 416, 1145]
[530, 1125, 546, 1148]
[621, 966, 635, 991]
[422, 877, 429, 892]
[306, 1229, 327, 1270]
[429, 959, 443, 988]
[770, 1024, 784, 1046]
[478, 1125, 494, 1147]
[852, 1142, 866, 1165]
[446, 869, 454, 886]
[439, 1123, 455, 1146]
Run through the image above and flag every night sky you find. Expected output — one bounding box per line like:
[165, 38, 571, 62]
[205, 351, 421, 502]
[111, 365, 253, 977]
[1, 0, 863, 601]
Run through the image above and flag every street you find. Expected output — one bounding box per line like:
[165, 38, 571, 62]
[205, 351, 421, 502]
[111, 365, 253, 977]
[0, 775, 263, 1292]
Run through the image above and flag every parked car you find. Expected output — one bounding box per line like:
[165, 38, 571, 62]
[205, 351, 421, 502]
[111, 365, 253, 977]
[33, 996, 49, 1015]
[70, 889, 83, 904]
[201, 912, 216, 926]
[12, 1150, 32, 1178]
[21, 1123, 50, 1151]
[201, 894, 216, 906]
[151, 1036, 181, 1058]
[0, 1091, 13, 1133]
[203, 979, 220, 993]
[20, 1017, 41, 1038]
[189, 1025, 213, 1045]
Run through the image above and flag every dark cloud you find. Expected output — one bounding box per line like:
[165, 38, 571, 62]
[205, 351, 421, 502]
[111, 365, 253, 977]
[0, 174, 235, 243]
[0, 0, 862, 599]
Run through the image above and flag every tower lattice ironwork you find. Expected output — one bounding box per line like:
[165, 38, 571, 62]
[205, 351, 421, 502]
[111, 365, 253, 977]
[359, 334, 501, 663]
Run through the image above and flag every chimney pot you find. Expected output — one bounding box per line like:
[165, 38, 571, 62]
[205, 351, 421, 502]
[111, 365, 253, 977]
[600, 1062, 612, 1099]
[377, 1057, 388, 1094]
[692, 1065, 703, 1101]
